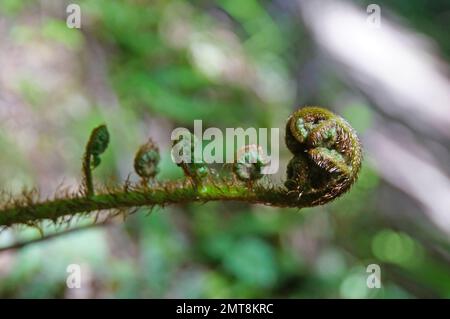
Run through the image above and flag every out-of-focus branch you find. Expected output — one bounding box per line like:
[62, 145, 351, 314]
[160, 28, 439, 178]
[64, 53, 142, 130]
[0, 221, 110, 253]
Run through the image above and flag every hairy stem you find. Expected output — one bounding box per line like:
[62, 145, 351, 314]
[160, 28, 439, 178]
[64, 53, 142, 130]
[82, 151, 94, 197]
[0, 179, 312, 228]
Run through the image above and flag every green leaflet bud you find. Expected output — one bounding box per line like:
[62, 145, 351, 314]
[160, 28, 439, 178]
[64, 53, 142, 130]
[134, 139, 160, 179]
[233, 144, 269, 182]
[87, 124, 109, 169]
[82, 124, 110, 197]
[171, 132, 208, 180]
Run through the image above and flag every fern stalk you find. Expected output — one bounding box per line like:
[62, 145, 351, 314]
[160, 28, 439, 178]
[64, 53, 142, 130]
[0, 107, 363, 228]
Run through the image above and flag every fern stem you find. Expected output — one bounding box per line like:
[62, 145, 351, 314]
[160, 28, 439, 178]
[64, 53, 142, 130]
[0, 180, 309, 227]
[82, 151, 94, 197]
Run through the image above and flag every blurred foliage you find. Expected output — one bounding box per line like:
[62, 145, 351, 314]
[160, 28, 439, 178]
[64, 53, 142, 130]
[0, 0, 449, 298]
[359, 0, 450, 59]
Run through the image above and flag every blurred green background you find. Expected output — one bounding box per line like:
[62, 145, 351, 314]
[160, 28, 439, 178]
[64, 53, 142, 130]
[0, 0, 449, 298]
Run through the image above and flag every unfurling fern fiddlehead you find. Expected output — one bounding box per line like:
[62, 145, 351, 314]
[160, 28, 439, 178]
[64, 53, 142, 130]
[0, 107, 362, 228]
[284, 107, 362, 206]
